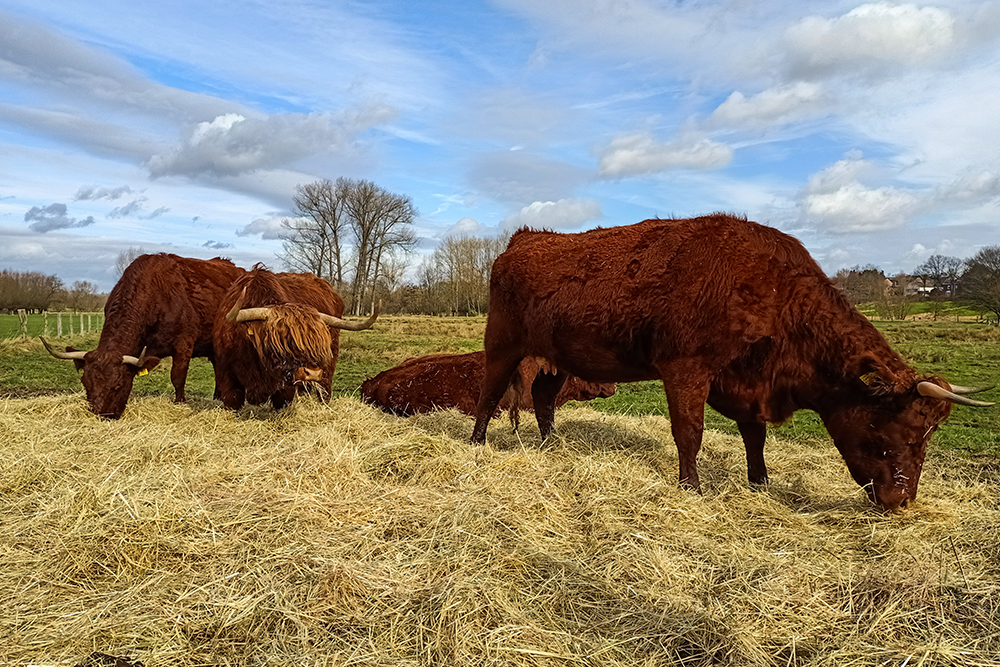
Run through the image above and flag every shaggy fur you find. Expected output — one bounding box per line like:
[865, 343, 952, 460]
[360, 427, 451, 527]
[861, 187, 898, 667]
[213, 266, 346, 410]
[54, 253, 244, 419]
[473, 214, 956, 509]
[360, 350, 616, 427]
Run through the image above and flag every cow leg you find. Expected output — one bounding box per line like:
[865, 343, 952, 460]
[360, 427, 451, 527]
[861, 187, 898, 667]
[659, 360, 712, 492]
[271, 386, 295, 410]
[737, 420, 769, 485]
[472, 355, 523, 444]
[170, 352, 192, 403]
[215, 368, 245, 410]
[209, 356, 222, 400]
[532, 369, 568, 440]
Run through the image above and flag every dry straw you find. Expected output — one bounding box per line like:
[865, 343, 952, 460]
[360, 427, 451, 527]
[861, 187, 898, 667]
[1, 392, 999, 666]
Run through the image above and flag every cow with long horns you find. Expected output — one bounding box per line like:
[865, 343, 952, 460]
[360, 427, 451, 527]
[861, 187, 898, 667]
[472, 214, 993, 510]
[42, 253, 244, 419]
[213, 265, 378, 410]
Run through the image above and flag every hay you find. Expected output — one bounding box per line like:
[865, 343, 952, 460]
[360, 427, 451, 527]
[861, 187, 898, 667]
[2, 394, 999, 666]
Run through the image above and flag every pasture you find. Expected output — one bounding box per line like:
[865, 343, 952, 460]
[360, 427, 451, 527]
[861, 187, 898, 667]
[2, 317, 1000, 665]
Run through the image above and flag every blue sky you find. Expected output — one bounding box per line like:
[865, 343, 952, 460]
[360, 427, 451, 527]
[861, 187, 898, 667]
[2, 0, 999, 292]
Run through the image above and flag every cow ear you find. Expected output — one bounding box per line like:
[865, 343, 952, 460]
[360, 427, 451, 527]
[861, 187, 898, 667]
[851, 355, 894, 393]
[131, 356, 162, 376]
[67, 346, 86, 372]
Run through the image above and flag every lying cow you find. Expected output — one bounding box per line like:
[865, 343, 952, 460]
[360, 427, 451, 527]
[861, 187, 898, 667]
[42, 253, 244, 419]
[213, 266, 378, 410]
[472, 214, 993, 510]
[360, 350, 616, 427]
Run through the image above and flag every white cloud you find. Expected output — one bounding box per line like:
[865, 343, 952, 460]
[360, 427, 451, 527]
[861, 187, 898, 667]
[708, 82, 827, 129]
[598, 132, 732, 177]
[784, 3, 956, 76]
[237, 216, 287, 240]
[800, 155, 920, 233]
[500, 198, 601, 230]
[147, 106, 397, 178]
[443, 217, 492, 238]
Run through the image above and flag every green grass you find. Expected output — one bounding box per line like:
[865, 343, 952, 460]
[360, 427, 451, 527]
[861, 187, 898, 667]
[3, 315, 998, 457]
[0, 312, 104, 339]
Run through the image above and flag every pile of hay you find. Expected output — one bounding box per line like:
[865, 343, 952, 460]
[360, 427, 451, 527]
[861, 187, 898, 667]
[2, 393, 999, 666]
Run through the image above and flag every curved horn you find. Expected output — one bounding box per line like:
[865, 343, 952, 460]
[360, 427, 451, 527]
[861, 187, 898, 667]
[319, 299, 381, 331]
[123, 346, 148, 367]
[225, 286, 272, 323]
[40, 337, 88, 361]
[947, 383, 994, 395]
[918, 381, 995, 407]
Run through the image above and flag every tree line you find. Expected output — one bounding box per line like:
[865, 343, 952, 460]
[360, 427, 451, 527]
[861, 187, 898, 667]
[834, 248, 1000, 323]
[0, 270, 104, 314]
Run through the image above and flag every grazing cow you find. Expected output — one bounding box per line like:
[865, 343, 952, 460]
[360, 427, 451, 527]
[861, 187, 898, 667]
[472, 214, 993, 510]
[360, 350, 616, 426]
[213, 266, 378, 410]
[42, 253, 244, 419]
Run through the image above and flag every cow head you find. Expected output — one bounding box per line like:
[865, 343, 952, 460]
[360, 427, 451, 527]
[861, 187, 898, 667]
[41, 338, 161, 419]
[823, 375, 991, 510]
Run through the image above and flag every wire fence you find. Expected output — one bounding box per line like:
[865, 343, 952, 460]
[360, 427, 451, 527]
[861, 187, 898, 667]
[0, 310, 105, 341]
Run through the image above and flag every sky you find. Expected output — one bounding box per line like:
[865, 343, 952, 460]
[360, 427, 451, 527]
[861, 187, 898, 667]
[1, 0, 999, 293]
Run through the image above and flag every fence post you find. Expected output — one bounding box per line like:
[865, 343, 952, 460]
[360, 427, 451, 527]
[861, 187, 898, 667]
[44, 311, 49, 336]
[57, 312, 63, 336]
[80, 313, 84, 334]
[17, 309, 27, 339]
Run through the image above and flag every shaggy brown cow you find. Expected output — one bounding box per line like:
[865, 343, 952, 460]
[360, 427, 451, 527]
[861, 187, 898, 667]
[472, 214, 993, 510]
[360, 350, 616, 426]
[213, 266, 378, 410]
[42, 253, 244, 419]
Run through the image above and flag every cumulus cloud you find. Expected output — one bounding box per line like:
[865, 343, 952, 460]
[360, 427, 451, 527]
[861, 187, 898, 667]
[24, 203, 97, 233]
[598, 132, 732, 177]
[203, 240, 234, 250]
[784, 3, 956, 77]
[707, 82, 828, 128]
[443, 217, 493, 238]
[147, 106, 397, 178]
[500, 198, 601, 231]
[237, 216, 287, 240]
[799, 155, 920, 233]
[75, 185, 134, 201]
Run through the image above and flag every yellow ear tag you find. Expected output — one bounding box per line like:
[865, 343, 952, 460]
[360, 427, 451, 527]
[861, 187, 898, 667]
[859, 372, 879, 386]
[138, 369, 149, 377]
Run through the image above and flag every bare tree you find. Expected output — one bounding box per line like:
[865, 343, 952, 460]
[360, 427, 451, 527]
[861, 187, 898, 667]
[115, 246, 147, 277]
[915, 254, 964, 296]
[341, 179, 417, 315]
[430, 234, 511, 315]
[278, 178, 416, 313]
[961, 245, 1000, 325]
[68, 280, 103, 312]
[279, 179, 347, 291]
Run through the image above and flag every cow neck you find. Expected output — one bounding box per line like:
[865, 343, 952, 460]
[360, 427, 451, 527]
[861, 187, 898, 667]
[792, 293, 915, 416]
[96, 276, 156, 355]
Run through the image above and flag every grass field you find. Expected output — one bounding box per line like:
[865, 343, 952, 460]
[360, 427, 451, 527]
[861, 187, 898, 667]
[2, 316, 999, 665]
[0, 311, 104, 340]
